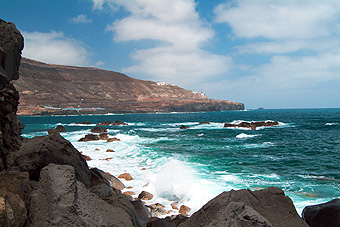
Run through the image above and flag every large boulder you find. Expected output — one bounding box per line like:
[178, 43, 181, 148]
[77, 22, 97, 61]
[12, 130, 92, 188]
[0, 19, 24, 171]
[302, 199, 340, 227]
[179, 187, 308, 227]
[28, 163, 133, 227]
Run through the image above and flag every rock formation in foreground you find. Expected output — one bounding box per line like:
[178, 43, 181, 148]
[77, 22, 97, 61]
[15, 57, 244, 115]
[0, 19, 24, 171]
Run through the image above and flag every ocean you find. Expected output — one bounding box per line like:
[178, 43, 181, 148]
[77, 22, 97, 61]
[19, 108, 340, 216]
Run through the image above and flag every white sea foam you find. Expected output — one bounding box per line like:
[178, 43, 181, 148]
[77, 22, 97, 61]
[236, 133, 259, 139]
[325, 122, 338, 126]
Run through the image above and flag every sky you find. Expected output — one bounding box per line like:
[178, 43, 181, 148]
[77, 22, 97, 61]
[1, 0, 340, 109]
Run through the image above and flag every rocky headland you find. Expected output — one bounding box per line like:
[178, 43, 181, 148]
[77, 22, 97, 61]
[1, 19, 339, 226]
[14, 57, 244, 115]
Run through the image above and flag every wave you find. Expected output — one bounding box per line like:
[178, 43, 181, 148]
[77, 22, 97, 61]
[325, 123, 339, 126]
[236, 133, 260, 139]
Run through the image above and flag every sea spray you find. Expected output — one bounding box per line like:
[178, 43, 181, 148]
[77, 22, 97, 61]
[19, 109, 340, 217]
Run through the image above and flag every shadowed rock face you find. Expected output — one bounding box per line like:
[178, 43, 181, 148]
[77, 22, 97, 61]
[15, 57, 244, 115]
[179, 187, 308, 227]
[0, 19, 24, 171]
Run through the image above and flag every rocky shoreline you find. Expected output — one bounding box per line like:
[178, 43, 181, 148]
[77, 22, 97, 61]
[1, 19, 339, 226]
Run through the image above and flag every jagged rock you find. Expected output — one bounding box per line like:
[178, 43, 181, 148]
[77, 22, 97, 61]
[54, 125, 66, 132]
[82, 154, 92, 161]
[90, 126, 107, 133]
[13, 130, 92, 188]
[147, 218, 176, 227]
[180, 125, 189, 129]
[131, 199, 151, 225]
[99, 133, 109, 140]
[179, 205, 191, 216]
[138, 191, 154, 200]
[102, 172, 125, 190]
[224, 121, 279, 130]
[0, 19, 24, 82]
[0, 19, 24, 171]
[179, 187, 308, 227]
[206, 202, 273, 227]
[104, 195, 150, 227]
[112, 121, 128, 125]
[107, 137, 121, 142]
[302, 198, 340, 227]
[118, 173, 133, 181]
[164, 214, 188, 226]
[78, 134, 100, 142]
[97, 121, 113, 126]
[28, 163, 133, 227]
[147, 203, 167, 217]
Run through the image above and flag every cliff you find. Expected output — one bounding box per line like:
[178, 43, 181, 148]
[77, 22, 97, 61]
[15, 58, 244, 115]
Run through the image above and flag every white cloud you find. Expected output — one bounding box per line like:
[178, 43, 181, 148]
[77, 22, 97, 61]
[211, 0, 340, 108]
[215, 0, 339, 40]
[22, 31, 90, 66]
[95, 61, 105, 66]
[70, 14, 92, 24]
[96, 0, 231, 88]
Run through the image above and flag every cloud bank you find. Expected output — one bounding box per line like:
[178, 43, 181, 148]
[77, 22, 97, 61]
[210, 0, 340, 108]
[22, 31, 90, 66]
[97, 0, 232, 87]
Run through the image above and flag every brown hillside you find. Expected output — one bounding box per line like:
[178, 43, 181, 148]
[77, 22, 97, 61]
[15, 58, 244, 115]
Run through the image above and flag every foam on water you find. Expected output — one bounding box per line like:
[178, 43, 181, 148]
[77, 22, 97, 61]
[236, 133, 260, 139]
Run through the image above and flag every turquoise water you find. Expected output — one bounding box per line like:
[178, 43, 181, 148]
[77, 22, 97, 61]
[19, 109, 340, 215]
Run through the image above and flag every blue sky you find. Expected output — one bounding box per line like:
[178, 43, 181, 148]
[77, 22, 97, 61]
[1, 0, 340, 109]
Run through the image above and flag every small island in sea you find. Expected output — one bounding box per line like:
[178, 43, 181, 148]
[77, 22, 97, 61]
[1, 19, 339, 227]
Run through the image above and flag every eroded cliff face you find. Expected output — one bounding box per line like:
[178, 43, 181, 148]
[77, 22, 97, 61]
[0, 19, 24, 171]
[15, 58, 244, 115]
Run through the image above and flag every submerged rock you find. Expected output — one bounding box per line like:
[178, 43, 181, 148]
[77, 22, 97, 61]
[78, 134, 100, 142]
[224, 121, 279, 130]
[90, 126, 107, 133]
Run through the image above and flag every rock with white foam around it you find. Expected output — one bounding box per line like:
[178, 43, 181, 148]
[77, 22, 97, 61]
[179, 187, 308, 227]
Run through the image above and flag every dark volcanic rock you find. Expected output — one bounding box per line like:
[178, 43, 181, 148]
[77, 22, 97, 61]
[78, 134, 100, 142]
[224, 121, 279, 130]
[90, 126, 107, 133]
[180, 125, 189, 129]
[13, 130, 92, 188]
[28, 163, 133, 227]
[54, 124, 66, 132]
[112, 120, 128, 125]
[179, 187, 308, 227]
[302, 198, 340, 227]
[0, 19, 24, 171]
[75, 121, 92, 124]
[138, 191, 154, 200]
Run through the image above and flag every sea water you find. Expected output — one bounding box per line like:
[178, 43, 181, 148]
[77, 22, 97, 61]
[19, 109, 340, 216]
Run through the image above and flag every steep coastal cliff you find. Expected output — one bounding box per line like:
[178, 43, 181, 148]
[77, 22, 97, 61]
[15, 58, 244, 115]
